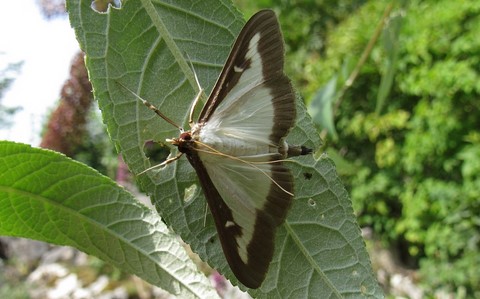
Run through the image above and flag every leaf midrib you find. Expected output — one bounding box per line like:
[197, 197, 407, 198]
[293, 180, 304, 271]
[284, 221, 343, 298]
[140, 0, 198, 93]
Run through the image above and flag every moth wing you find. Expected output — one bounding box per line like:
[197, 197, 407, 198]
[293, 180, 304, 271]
[199, 10, 295, 148]
[190, 10, 296, 289]
[189, 150, 293, 289]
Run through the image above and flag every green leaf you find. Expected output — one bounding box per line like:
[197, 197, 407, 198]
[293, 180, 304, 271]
[376, 10, 404, 114]
[0, 141, 219, 298]
[66, 0, 383, 297]
[308, 75, 339, 139]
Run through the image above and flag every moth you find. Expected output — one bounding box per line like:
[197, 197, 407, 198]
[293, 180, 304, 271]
[135, 10, 311, 288]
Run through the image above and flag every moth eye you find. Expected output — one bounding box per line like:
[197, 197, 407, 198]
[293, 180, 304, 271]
[180, 132, 192, 140]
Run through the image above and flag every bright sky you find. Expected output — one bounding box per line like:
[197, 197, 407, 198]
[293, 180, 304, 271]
[0, 0, 80, 145]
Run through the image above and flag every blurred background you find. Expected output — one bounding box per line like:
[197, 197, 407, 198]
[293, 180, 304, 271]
[1, 0, 479, 298]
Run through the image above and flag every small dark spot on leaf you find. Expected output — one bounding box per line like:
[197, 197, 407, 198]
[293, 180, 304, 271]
[303, 172, 312, 180]
[308, 198, 316, 207]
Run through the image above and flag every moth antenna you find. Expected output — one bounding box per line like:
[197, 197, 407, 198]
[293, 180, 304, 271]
[115, 81, 183, 131]
[185, 55, 205, 127]
[189, 88, 204, 127]
[193, 141, 294, 196]
[138, 153, 184, 175]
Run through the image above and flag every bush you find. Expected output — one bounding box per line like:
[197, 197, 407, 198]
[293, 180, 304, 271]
[306, 0, 480, 296]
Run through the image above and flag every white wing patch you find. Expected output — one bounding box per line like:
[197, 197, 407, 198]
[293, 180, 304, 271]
[197, 32, 283, 264]
[216, 33, 264, 114]
[234, 65, 244, 73]
[198, 150, 277, 263]
[199, 33, 277, 156]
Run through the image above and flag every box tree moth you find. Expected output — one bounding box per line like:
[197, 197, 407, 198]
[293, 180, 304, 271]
[132, 9, 311, 289]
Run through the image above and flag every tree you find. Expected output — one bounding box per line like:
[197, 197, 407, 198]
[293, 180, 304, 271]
[0, 61, 23, 129]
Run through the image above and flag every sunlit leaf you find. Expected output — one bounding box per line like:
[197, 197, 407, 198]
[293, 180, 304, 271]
[0, 141, 219, 298]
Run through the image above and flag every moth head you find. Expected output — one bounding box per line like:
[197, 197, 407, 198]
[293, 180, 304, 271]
[167, 132, 194, 153]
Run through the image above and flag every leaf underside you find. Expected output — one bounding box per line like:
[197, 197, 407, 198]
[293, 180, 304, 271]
[66, 0, 383, 297]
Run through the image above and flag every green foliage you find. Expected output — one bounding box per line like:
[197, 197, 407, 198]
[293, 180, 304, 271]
[234, 0, 367, 98]
[304, 0, 480, 296]
[309, 74, 339, 138]
[72, 105, 118, 178]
